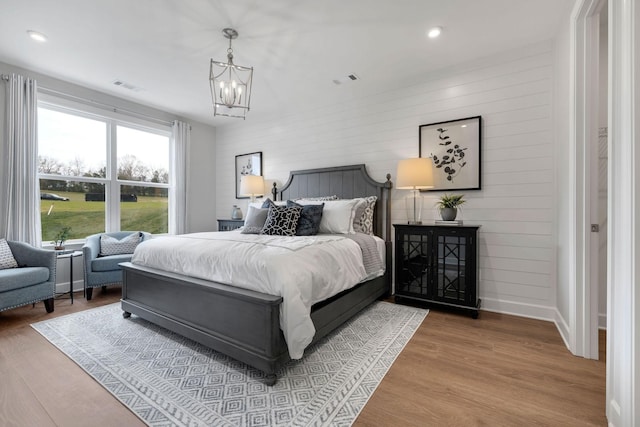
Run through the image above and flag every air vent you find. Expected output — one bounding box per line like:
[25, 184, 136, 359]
[112, 79, 142, 92]
[332, 73, 360, 85]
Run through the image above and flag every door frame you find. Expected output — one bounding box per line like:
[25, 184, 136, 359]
[569, 0, 604, 360]
[572, 0, 640, 424]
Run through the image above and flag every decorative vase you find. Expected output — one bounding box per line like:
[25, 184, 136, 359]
[231, 205, 243, 220]
[440, 207, 457, 221]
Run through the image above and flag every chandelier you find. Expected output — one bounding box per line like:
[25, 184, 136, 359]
[209, 28, 254, 119]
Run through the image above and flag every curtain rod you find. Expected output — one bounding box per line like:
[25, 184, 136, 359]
[38, 86, 174, 127]
[2, 73, 175, 127]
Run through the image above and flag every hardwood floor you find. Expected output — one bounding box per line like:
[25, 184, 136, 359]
[0, 291, 606, 426]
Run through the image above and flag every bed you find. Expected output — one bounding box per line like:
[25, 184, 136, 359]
[120, 164, 392, 385]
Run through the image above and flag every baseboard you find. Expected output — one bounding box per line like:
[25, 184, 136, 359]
[553, 308, 572, 352]
[482, 298, 572, 353]
[55, 279, 84, 294]
[598, 313, 607, 330]
[480, 297, 556, 322]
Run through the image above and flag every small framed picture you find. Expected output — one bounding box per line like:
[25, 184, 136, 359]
[419, 116, 482, 191]
[235, 151, 263, 199]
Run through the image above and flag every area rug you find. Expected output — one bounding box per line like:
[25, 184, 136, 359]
[32, 301, 427, 427]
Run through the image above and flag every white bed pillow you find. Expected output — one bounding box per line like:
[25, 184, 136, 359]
[297, 199, 360, 234]
[292, 195, 338, 201]
[248, 199, 286, 211]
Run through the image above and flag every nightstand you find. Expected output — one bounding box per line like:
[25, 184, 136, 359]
[217, 219, 244, 231]
[393, 223, 481, 318]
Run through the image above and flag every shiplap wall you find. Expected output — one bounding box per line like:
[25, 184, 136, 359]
[215, 41, 557, 320]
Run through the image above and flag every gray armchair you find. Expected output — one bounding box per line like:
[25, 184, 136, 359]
[0, 241, 56, 313]
[82, 231, 150, 300]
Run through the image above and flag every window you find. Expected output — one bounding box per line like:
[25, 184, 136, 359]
[38, 101, 171, 243]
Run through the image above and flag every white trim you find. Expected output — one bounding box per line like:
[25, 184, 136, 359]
[38, 87, 172, 127]
[554, 308, 572, 352]
[605, 0, 639, 425]
[569, 0, 605, 361]
[481, 298, 573, 351]
[598, 313, 607, 330]
[55, 279, 84, 294]
[38, 94, 172, 133]
[480, 297, 556, 322]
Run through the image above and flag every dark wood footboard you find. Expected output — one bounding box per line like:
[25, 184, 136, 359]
[120, 262, 288, 382]
[120, 257, 390, 384]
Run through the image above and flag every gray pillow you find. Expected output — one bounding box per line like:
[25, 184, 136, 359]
[286, 200, 324, 236]
[241, 207, 269, 234]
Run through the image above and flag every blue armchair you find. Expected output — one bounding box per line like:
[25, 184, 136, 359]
[82, 231, 150, 300]
[0, 241, 56, 313]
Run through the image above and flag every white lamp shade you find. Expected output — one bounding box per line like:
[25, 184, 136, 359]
[396, 158, 434, 189]
[239, 174, 264, 196]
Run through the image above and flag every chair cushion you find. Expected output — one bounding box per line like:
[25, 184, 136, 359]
[91, 254, 133, 272]
[0, 267, 50, 292]
[0, 239, 18, 270]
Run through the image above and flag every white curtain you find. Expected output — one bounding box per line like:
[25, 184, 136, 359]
[169, 120, 189, 235]
[0, 74, 41, 246]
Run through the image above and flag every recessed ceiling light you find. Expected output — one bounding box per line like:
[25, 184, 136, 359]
[27, 30, 48, 42]
[427, 27, 442, 39]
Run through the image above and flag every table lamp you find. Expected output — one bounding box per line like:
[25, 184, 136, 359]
[240, 175, 264, 202]
[396, 158, 434, 224]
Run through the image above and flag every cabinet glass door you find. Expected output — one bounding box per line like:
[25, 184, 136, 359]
[397, 231, 431, 297]
[434, 234, 468, 304]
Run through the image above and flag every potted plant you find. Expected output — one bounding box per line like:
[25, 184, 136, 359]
[52, 226, 72, 250]
[435, 194, 466, 221]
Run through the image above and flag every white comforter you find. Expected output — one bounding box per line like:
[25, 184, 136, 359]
[131, 231, 384, 359]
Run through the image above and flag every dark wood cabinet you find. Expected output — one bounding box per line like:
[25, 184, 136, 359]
[217, 219, 244, 231]
[394, 224, 480, 318]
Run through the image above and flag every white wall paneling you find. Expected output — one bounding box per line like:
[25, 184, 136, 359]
[215, 42, 558, 321]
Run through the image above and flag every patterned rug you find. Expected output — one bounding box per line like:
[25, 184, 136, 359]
[32, 301, 427, 427]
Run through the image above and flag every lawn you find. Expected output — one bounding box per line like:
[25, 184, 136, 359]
[41, 191, 168, 242]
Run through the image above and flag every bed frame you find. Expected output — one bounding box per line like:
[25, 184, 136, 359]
[120, 164, 392, 385]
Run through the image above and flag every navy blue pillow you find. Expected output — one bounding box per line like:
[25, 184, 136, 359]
[287, 200, 324, 236]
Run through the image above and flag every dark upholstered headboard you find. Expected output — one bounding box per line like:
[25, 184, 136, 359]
[271, 164, 392, 241]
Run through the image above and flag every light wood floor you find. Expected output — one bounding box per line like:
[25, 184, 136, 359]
[0, 291, 606, 426]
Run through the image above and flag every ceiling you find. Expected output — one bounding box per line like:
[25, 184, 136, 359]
[0, 0, 573, 126]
